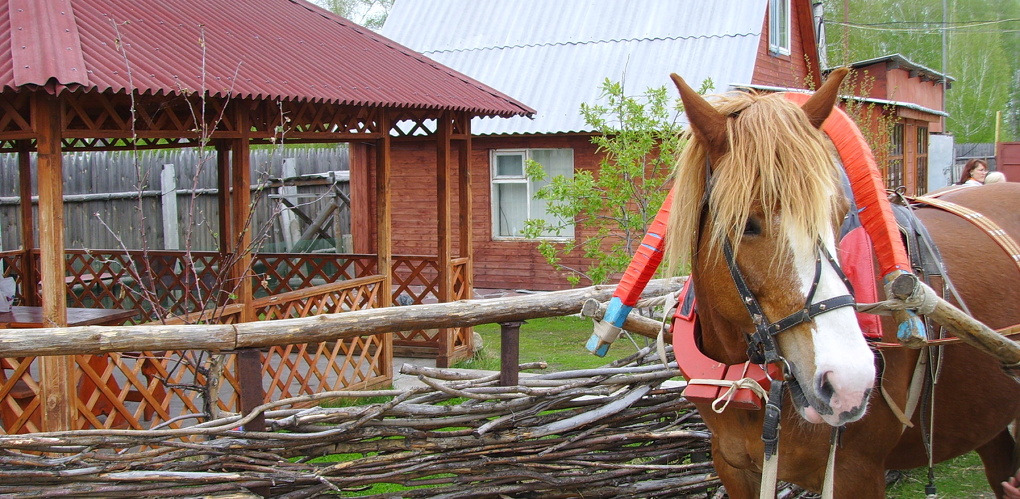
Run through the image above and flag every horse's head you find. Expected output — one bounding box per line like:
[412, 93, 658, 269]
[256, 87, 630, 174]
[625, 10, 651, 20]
[666, 68, 875, 426]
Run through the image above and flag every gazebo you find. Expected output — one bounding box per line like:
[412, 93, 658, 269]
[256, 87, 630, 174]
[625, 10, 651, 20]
[0, 0, 531, 432]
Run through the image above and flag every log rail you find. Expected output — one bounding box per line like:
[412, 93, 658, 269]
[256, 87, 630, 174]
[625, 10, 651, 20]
[0, 279, 682, 357]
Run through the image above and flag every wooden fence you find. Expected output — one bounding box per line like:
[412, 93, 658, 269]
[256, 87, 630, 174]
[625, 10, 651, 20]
[0, 249, 479, 434]
[0, 147, 350, 252]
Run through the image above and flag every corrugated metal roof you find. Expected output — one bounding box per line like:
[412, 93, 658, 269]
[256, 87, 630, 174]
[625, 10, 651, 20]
[0, 0, 533, 118]
[382, 0, 767, 135]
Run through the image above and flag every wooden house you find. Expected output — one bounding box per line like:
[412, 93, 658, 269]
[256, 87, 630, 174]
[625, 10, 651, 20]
[381, 0, 826, 290]
[836, 54, 950, 195]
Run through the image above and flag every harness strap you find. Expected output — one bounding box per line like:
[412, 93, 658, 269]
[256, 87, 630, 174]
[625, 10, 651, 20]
[911, 195, 1020, 273]
[724, 240, 857, 365]
[759, 378, 784, 499]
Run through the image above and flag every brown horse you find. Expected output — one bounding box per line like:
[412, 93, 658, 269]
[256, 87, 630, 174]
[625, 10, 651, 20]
[664, 69, 1020, 497]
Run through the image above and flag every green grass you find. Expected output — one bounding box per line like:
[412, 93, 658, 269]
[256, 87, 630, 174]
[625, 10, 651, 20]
[887, 452, 995, 498]
[458, 315, 653, 373]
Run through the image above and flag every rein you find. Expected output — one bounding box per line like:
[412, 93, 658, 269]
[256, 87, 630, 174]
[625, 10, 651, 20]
[698, 156, 857, 498]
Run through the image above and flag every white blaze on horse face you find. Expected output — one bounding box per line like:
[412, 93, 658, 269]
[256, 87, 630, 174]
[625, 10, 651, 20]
[788, 230, 875, 426]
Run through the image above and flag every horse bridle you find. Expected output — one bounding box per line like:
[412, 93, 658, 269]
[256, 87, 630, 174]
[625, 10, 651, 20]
[702, 157, 858, 459]
[723, 240, 857, 367]
[699, 156, 857, 368]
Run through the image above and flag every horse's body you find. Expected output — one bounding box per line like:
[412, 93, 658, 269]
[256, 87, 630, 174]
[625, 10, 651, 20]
[666, 69, 1020, 497]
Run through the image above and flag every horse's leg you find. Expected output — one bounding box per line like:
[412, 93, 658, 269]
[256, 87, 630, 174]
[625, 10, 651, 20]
[975, 427, 1018, 498]
[709, 437, 762, 499]
[832, 451, 889, 498]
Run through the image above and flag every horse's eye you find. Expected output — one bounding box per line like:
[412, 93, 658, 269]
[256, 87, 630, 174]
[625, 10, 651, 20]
[743, 217, 762, 237]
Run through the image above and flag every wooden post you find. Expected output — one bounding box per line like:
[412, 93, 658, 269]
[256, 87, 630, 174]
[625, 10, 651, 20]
[499, 321, 523, 386]
[349, 142, 371, 254]
[231, 106, 254, 323]
[278, 158, 300, 250]
[457, 112, 475, 356]
[237, 349, 266, 431]
[16, 140, 37, 306]
[235, 348, 269, 497]
[34, 91, 76, 431]
[376, 110, 393, 380]
[215, 141, 232, 253]
[457, 112, 473, 299]
[160, 164, 180, 250]
[436, 111, 453, 368]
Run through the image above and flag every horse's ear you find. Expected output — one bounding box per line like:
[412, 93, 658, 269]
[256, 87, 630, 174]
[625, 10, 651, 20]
[671, 73, 727, 156]
[801, 67, 849, 129]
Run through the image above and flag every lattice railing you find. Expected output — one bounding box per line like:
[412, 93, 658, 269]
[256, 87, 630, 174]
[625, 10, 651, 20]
[391, 257, 440, 349]
[391, 256, 473, 364]
[0, 277, 389, 434]
[251, 253, 376, 296]
[59, 249, 227, 321]
[450, 258, 474, 359]
[253, 275, 382, 320]
[0, 250, 474, 433]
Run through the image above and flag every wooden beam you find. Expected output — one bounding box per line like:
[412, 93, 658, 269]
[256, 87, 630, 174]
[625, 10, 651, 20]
[458, 113, 475, 356]
[349, 142, 372, 254]
[230, 105, 254, 323]
[215, 141, 231, 252]
[436, 111, 454, 367]
[16, 140, 37, 306]
[458, 111, 473, 293]
[34, 91, 76, 431]
[0, 279, 683, 356]
[376, 111, 393, 380]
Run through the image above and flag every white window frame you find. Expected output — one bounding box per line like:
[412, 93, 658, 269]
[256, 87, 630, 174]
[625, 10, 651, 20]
[769, 0, 791, 55]
[490, 148, 574, 241]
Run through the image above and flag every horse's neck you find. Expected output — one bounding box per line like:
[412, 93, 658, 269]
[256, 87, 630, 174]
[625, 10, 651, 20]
[694, 300, 752, 365]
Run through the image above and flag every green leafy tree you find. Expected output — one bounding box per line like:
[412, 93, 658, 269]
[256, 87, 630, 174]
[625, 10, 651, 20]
[821, 0, 1020, 142]
[316, 0, 393, 30]
[522, 78, 710, 285]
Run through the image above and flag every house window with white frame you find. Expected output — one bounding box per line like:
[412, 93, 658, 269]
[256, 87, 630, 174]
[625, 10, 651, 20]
[491, 149, 574, 239]
[769, 0, 791, 55]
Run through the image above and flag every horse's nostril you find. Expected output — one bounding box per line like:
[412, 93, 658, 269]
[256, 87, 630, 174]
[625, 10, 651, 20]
[817, 370, 835, 403]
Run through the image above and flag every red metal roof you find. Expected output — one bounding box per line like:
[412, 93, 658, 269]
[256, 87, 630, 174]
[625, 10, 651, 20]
[0, 0, 534, 118]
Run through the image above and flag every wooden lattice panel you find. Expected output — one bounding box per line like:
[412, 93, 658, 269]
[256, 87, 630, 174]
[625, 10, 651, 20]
[449, 259, 474, 360]
[74, 352, 203, 431]
[1, 277, 389, 433]
[0, 356, 40, 434]
[62, 250, 226, 321]
[391, 257, 440, 345]
[390, 109, 437, 137]
[251, 253, 375, 296]
[62, 92, 232, 137]
[0, 91, 31, 133]
[62, 136, 205, 151]
[247, 100, 383, 142]
[253, 276, 382, 320]
[257, 334, 386, 406]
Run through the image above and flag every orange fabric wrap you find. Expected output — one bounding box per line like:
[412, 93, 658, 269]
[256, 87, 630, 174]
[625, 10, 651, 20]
[613, 188, 674, 306]
[783, 92, 910, 276]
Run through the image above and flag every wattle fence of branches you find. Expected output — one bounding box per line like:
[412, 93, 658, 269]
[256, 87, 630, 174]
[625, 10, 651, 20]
[0, 347, 724, 499]
[0, 279, 821, 498]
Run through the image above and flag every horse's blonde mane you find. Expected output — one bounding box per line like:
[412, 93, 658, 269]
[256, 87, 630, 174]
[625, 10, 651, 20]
[665, 91, 842, 274]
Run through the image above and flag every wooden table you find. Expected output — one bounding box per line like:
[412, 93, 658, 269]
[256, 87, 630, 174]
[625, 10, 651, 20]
[0, 306, 138, 328]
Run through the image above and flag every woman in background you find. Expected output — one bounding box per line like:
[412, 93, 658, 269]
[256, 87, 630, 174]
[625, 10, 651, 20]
[958, 158, 989, 186]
